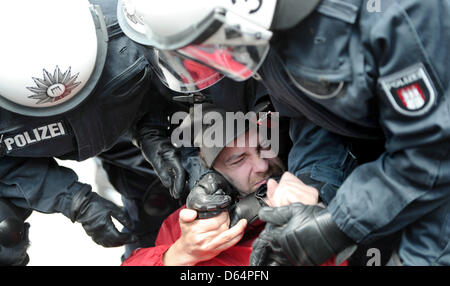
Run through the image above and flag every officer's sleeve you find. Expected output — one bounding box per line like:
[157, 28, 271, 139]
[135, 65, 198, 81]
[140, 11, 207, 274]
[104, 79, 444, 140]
[327, 0, 450, 244]
[288, 117, 356, 205]
[128, 81, 188, 144]
[0, 156, 90, 218]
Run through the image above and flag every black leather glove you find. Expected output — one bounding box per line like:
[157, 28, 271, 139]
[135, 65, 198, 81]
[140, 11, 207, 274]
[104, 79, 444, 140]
[229, 183, 268, 228]
[250, 203, 355, 266]
[138, 135, 186, 200]
[69, 187, 138, 247]
[186, 171, 234, 219]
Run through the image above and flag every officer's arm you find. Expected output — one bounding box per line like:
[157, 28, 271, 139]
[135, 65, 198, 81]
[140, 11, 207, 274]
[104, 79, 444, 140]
[130, 90, 188, 199]
[327, 0, 450, 245]
[0, 156, 86, 217]
[0, 156, 137, 247]
[288, 117, 356, 205]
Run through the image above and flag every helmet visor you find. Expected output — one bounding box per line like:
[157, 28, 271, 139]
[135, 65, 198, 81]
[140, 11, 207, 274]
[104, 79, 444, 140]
[137, 8, 272, 93]
[178, 42, 269, 82]
[144, 47, 224, 93]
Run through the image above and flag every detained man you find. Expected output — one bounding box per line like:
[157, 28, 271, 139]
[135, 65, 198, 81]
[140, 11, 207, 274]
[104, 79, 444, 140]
[121, 105, 344, 266]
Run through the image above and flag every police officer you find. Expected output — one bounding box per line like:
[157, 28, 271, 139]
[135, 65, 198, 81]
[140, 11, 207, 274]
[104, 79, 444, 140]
[0, 0, 186, 265]
[116, 0, 450, 265]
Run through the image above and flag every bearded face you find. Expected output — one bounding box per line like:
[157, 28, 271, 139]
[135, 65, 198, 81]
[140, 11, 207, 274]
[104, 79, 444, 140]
[212, 129, 284, 196]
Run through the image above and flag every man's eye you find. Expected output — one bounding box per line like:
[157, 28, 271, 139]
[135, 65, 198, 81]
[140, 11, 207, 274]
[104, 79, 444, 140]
[231, 157, 244, 165]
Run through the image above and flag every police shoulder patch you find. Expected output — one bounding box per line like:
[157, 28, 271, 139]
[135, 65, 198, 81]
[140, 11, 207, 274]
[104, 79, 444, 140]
[379, 63, 436, 116]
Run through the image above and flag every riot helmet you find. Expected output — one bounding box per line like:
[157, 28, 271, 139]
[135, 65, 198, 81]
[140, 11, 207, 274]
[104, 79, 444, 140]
[117, 0, 321, 93]
[0, 0, 108, 117]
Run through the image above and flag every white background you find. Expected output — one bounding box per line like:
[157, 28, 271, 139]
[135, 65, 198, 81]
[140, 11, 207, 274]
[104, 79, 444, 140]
[26, 158, 126, 266]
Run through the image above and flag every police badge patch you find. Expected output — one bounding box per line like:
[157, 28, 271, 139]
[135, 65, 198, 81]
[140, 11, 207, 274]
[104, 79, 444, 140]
[27, 66, 81, 105]
[379, 64, 436, 116]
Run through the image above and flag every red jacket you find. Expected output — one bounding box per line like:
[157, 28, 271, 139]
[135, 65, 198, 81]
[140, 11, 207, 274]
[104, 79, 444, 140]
[121, 206, 347, 266]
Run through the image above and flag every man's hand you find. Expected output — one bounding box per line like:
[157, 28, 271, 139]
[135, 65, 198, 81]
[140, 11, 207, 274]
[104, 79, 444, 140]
[186, 172, 234, 218]
[69, 188, 138, 247]
[265, 172, 319, 207]
[250, 203, 354, 266]
[229, 172, 319, 228]
[140, 136, 186, 199]
[163, 209, 247, 265]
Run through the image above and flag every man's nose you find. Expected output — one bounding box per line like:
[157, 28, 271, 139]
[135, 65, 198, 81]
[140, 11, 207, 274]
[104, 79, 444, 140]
[252, 154, 269, 174]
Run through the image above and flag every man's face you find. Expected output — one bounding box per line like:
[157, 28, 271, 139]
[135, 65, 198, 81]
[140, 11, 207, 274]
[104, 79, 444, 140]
[212, 129, 284, 196]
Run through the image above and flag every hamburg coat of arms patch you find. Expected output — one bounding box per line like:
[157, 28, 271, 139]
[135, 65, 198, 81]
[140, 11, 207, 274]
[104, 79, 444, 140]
[379, 63, 437, 117]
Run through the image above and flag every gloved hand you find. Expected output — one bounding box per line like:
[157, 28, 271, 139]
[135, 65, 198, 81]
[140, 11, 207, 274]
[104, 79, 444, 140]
[139, 135, 186, 199]
[250, 203, 355, 266]
[229, 183, 268, 228]
[69, 187, 138, 248]
[186, 172, 234, 219]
